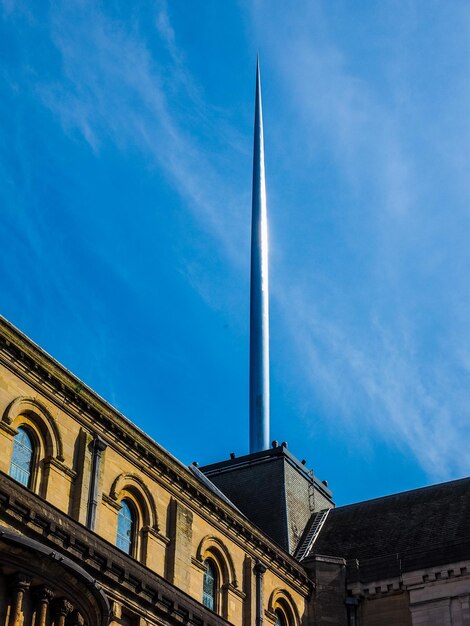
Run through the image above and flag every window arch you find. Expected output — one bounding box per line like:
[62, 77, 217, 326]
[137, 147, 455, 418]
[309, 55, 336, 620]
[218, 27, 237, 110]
[109, 473, 158, 530]
[274, 608, 288, 626]
[116, 498, 136, 555]
[196, 535, 238, 587]
[196, 535, 238, 618]
[3, 396, 64, 461]
[108, 473, 160, 564]
[9, 426, 34, 487]
[203, 558, 219, 611]
[268, 589, 300, 626]
[3, 396, 69, 497]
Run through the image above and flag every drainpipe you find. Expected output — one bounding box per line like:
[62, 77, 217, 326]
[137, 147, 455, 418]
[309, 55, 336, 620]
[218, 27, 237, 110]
[86, 436, 107, 530]
[254, 560, 267, 626]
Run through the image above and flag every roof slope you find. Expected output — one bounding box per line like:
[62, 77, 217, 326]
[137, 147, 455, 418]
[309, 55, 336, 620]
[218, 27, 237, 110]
[313, 476, 470, 561]
[188, 463, 246, 517]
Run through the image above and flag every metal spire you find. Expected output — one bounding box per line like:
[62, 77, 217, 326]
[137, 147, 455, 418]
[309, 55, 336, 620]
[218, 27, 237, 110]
[249, 58, 270, 453]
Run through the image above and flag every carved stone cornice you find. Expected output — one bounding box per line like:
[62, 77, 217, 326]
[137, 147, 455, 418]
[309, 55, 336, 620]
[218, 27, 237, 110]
[52, 598, 74, 617]
[33, 585, 55, 603]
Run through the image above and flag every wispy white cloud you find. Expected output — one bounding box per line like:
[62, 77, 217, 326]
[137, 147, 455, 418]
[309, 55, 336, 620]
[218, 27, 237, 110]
[37, 1, 248, 269]
[282, 287, 466, 479]
[4, 0, 470, 482]
[249, 1, 470, 480]
[42, 0, 470, 479]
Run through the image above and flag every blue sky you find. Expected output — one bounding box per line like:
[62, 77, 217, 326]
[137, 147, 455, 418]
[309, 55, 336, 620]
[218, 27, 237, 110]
[1, 0, 470, 505]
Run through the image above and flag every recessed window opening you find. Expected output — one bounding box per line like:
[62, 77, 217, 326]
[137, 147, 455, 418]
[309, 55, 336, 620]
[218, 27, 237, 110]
[203, 559, 218, 611]
[9, 426, 34, 487]
[116, 499, 135, 555]
[275, 609, 287, 626]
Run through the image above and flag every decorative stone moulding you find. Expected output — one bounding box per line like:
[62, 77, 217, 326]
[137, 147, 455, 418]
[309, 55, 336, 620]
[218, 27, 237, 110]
[2, 396, 65, 462]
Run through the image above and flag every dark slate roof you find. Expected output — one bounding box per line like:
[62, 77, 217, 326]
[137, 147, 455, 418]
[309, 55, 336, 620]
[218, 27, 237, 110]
[313, 476, 470, 562]
[201, 453, 289, 550]
[200, 446, 334, 554]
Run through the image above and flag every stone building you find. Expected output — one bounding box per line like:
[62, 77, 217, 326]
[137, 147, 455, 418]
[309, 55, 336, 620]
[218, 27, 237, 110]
[1, 65, 470, 626]
[1, 316, 470, 626]
[0, 316, 311, 626]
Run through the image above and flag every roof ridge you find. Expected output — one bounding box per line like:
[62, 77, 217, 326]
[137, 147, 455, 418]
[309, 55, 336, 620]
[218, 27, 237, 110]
[335, 475, 470, 510]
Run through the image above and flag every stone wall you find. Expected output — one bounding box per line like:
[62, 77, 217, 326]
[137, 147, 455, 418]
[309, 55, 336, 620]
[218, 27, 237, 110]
[0, 317, 310, 626]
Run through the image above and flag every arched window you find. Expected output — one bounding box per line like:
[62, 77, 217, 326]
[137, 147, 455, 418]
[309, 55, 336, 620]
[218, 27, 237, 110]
[9, 427, 34, 487]
[269, 592, 298, 626]
[203, 559, 218, 611]
[275, 610, 287, 626]
[116, 499, 136, 555]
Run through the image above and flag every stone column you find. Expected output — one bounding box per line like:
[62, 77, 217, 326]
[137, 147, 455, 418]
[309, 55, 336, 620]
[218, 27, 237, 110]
[8, 573, 32, 626]
[52, 598, 73, 626]
[33, 586, 54, 626]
